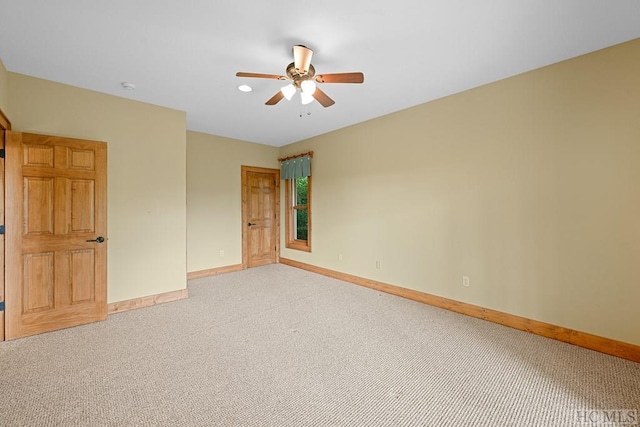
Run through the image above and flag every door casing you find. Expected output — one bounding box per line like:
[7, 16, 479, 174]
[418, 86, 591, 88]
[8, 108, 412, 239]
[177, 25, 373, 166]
[0, 108, 10, 342]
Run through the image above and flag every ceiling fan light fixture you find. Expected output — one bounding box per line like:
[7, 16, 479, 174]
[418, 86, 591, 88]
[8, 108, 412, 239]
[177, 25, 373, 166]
[300, 91, 314, 105]
[281, 84, 296, 100]
[300, 80, 316, 95]
[235, 44, 363, 108]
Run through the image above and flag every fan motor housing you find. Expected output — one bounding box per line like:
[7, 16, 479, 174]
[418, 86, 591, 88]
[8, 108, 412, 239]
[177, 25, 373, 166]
[286, 62, 315, 88]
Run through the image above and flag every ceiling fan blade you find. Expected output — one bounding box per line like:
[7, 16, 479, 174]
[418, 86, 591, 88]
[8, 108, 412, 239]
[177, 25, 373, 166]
[293, 45, 313, 75]
[315, 72, 364, 84]
[265, 91, 285, 106]
[312, 87, 335, 108]
[236, 72, 285, 80]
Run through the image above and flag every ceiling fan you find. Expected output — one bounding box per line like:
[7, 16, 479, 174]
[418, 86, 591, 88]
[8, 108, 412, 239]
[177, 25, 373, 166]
[236, 45, 364, 108]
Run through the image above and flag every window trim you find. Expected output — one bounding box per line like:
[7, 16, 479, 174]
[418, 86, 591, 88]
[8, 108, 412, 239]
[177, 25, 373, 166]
[285, 176, 311, 252]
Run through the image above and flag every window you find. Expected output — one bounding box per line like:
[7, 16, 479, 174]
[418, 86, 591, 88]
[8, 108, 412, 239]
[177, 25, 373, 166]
[285, 175, 311, 251]
[281, 152, 313, 251]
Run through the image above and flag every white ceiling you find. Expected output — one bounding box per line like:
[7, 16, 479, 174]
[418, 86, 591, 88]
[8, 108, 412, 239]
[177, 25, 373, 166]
[1, 1, 639, 147]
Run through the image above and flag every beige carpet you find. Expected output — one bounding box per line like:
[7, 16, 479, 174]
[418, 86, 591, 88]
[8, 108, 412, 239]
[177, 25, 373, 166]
[1, 264, 638, 426]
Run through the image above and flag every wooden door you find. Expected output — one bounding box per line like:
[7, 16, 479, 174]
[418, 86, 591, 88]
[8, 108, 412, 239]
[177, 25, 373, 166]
[5, 132, 107, 339]
[242, 166, 279, 268]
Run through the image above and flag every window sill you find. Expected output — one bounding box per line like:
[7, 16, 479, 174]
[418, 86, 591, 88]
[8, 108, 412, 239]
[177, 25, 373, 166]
[286, 240, 311, 252]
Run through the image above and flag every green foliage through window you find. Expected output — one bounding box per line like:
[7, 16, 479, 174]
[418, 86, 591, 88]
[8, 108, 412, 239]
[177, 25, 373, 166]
[295, 209, 308, 241]
[294, 177, 308, 241]
[296, 177, 308, 205]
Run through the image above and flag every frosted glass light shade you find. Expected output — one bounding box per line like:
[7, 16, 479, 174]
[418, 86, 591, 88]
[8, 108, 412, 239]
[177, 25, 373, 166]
[300, 80, 316, 95]
[301, 91, 314, 105]
[280, 84, 296, 100]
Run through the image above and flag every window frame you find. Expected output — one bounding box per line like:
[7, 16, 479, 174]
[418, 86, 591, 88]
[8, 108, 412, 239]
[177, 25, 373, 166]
[285, 175, 311, 252]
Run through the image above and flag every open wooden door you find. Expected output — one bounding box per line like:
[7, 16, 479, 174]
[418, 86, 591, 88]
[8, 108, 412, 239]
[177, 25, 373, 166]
[242, 166, 279, 268]
[5, 132, 107, 339]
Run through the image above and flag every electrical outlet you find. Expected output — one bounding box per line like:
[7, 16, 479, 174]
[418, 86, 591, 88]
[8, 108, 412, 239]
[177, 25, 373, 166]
[462, 276, 470, 287]
[339, 253, 343, 261]
[219, 250, 225, 257]
[376, 260, 382, 269]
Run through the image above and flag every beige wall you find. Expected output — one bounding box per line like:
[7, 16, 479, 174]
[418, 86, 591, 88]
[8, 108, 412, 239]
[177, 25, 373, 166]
[8, 73, 187, 303]
[0, 59, 8, 117]
[280, 38, 640, 345]
[186, 131, 279, 272]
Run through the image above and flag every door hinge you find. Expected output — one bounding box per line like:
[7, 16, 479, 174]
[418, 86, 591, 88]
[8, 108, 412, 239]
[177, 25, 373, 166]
[0, 301, 4, 312]
[0, 225, 4, 234]
[0, 148, 5, 158]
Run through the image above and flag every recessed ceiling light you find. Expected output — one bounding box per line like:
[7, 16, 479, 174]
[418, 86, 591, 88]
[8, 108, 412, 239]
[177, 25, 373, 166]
[238, 84, 252, 93]
[121, 82, 136, 90]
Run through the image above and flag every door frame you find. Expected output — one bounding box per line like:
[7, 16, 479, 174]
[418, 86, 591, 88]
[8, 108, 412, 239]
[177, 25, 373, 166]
[241, 166, 280, 269]
[0, 108, 10, 342]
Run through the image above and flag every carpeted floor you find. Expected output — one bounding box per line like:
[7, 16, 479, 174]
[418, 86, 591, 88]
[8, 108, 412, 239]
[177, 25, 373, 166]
[0, 264, 638, 426]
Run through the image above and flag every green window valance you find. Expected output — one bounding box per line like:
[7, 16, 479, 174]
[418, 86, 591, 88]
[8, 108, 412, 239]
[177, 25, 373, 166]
[280, 154, 311, 179]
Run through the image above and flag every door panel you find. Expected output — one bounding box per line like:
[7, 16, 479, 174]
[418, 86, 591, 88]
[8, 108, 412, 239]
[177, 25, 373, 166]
[70, 179, 95, 232]
[70, 249, 95, 303]
[24, 177, 54, 234]
[5, 131, 107, 339]
[23, 252, 55, 313]
[242, 166, 279, 268]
